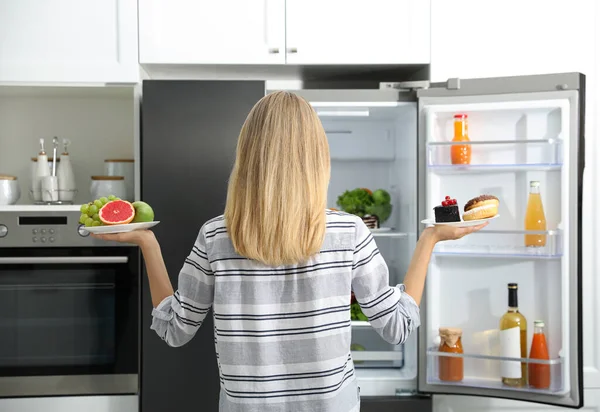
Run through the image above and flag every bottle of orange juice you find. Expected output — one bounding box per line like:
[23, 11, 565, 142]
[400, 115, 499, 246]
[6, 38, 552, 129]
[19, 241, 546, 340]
[451, 114, 471, 165]
[524, 181, 547, 247]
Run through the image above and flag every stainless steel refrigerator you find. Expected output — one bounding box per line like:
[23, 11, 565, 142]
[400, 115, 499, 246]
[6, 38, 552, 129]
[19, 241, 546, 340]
[140, 72, 584, 411]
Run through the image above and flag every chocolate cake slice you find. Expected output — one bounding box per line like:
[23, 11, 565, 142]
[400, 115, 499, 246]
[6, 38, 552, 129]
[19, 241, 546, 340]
[434, 196, 460, 222]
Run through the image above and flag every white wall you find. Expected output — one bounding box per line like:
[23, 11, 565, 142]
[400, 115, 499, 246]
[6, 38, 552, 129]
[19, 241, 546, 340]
[0, 88, 134, 205]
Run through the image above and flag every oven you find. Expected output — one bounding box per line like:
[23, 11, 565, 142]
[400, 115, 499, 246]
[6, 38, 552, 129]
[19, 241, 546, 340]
[0, 210, 139, 404]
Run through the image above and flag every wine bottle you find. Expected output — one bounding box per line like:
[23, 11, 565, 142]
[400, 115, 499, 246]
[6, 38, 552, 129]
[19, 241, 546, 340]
[499, 283, 527, 386]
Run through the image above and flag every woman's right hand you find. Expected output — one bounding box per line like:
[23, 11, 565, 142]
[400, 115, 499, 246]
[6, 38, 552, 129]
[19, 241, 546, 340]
[91, 229, 155, 247]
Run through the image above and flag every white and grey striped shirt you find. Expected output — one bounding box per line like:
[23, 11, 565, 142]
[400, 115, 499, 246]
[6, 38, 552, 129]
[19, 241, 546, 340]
[151, 210, 420, 412]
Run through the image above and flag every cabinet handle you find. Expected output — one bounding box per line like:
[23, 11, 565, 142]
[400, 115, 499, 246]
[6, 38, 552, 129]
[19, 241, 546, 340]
[268, 48, 280, 54]
[287, 47, 298, 54]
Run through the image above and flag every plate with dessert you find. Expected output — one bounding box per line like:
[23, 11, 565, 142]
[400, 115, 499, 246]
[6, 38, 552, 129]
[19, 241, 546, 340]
[422, 195, 500, 227]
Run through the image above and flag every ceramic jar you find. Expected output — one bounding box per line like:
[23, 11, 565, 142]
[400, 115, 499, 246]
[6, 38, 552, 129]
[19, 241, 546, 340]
[90, 176, 127, 200]
[104, 159, 134, 201]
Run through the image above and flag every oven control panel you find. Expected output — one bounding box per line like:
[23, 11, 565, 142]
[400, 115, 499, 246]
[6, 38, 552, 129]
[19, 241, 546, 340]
[0, 210, 101, 247]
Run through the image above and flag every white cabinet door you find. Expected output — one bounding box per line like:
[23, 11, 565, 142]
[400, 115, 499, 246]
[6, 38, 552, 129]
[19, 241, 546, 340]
[430, 0, 600, 390]
[0, 0, 138, 84]
[285, 0, 430, 65]
[139, 0, 285, 65]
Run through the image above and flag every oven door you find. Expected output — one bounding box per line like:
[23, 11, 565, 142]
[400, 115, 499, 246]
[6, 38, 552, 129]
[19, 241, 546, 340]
[0, 247, 139, 397]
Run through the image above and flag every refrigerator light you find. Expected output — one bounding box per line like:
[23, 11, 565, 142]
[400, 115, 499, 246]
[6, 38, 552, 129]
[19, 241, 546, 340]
[311, 102, 398, 107]
[316, 110, 370, 117]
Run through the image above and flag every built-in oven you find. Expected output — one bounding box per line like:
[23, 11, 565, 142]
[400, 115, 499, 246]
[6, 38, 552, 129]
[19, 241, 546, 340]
[0, 210, 139, 406]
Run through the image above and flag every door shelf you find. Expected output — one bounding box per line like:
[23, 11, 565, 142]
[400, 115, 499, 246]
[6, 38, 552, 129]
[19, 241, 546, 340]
[426, 348, 565, 396]
[432, 230, 562, 259]
[427, 139, 563, 173]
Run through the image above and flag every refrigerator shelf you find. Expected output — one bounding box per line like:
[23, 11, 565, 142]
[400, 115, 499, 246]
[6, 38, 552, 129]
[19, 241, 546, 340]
[352, 351, 404, 362]
[351, 320, 370, 327]
[427, 138, 563, 172]
[433, 229, 562, 259]
[369, 230, 409, 238]
[426, 348, 565, 396]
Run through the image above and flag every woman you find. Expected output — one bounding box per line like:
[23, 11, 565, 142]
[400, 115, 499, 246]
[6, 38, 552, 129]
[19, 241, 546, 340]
[94, 91, 486, 411]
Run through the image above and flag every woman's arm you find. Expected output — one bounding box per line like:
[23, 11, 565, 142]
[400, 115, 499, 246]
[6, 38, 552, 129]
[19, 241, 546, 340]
[139, 232, 175, 307]
[93, 227, 215, 347]
[403, 224, 488, 306]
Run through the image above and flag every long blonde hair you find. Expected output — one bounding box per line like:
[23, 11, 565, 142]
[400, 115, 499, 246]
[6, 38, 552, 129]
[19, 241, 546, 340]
[224, 91, 330, 266]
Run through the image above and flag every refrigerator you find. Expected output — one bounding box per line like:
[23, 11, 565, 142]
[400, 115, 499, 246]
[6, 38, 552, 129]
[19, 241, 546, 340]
[140, 72, 584, 411]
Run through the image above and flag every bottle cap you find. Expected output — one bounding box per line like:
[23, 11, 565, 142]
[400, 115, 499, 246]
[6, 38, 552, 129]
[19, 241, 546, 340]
[454, 114, 468, 119]
[534, 320, 545, 327]
[508, 283, 518, 289]
[530, 181, 540, 187]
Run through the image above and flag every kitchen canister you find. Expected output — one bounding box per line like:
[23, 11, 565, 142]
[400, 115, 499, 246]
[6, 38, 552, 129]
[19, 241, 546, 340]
[0, 175, 21, 205]
[56, 139, 77, 202]
[30, 157, 58, 202]
[104, 159, 134, 201]
[90, 176, 127, 200]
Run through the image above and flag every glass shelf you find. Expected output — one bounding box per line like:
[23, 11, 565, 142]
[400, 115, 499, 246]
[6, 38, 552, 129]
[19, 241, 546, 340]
[433, 230, 562, 259]
[369, 229, 409, 238]
[426, 347, 565, 395]
[351, 321, 370, 327]
[351, 325, 404, 369]
[427, 139, 563, 173]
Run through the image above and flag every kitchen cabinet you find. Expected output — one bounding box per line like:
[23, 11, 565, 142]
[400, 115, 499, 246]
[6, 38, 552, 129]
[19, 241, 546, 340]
[139, 0, 286, 65]
[139, 0, 429, 65]
[429, 1, 600, 411]
[285, 0, 430, 65]
[0, 0, 138, 84]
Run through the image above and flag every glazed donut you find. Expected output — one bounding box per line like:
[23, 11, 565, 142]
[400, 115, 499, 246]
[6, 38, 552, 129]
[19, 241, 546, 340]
[463, 195, 499, 221]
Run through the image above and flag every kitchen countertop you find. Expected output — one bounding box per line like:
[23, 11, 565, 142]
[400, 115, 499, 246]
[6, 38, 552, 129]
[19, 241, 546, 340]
[0, 205, 82, 213]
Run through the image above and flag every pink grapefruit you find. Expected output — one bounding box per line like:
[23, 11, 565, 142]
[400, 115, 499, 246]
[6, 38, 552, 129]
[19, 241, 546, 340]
[99, 200, 135, 225]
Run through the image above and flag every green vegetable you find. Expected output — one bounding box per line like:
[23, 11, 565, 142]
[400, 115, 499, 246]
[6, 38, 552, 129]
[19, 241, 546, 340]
[372, 189, 391, 205]
[350, 302, 368, 321]
[365, 203, 392, 223]
[337, 187, 393, 223]
[336, 188, 374, 217]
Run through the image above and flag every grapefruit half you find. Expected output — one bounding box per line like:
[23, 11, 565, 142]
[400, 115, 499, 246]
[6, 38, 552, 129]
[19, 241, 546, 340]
[99, 200, 135, 225]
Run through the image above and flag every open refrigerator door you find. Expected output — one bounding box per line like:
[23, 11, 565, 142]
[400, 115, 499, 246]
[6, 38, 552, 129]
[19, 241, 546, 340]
[416, 73, 584, 408]
[290, 89, 421, 396]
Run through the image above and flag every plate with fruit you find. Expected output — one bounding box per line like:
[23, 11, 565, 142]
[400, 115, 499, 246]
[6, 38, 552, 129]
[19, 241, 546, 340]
[421, 195, 500, 227]
[79, 195, 159, 234]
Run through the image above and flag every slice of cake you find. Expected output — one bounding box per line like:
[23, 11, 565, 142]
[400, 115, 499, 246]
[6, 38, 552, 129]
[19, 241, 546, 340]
[434, 196, 460, 223]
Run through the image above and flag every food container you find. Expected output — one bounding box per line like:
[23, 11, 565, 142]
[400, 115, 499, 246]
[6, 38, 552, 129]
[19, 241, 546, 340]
[90, 176, 127, 200]
[438, 327, 464, 382]
[30, 157, 58, 201]
[0, 175, 21, 205]
[104, 159, 134, 201]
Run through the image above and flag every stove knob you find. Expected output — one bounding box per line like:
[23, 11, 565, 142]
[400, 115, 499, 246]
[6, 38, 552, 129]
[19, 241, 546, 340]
[0, 225, 7, 238]
[78, 225, 90, 237]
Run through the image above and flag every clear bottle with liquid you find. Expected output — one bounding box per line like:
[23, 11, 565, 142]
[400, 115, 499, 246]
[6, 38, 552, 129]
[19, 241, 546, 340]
[524, 181, 547, 247]
[499, 283, 527, 387]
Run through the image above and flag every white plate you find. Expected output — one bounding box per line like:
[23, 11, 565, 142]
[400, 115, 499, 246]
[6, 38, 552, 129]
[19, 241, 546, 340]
[369, 227, 392, 232]
[84, 221, 160, 234]
[421, 214, 499, 227]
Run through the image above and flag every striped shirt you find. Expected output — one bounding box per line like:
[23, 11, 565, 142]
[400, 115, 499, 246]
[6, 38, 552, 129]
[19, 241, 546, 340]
[151, 210, 421, 412]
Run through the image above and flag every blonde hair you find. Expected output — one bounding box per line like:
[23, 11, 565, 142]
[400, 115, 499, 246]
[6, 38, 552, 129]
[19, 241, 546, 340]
[224, 91, 330, 266]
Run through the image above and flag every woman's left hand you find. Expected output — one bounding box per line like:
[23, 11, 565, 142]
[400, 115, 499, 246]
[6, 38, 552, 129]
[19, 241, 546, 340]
[424, 221, 488, 243]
